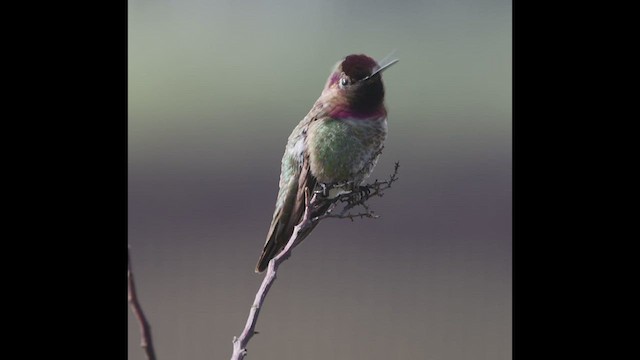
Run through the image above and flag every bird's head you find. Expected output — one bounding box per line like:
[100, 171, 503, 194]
[322, 54, 398, 116]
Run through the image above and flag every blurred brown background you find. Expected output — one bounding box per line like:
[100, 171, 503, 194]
[128, 0, 511, 359]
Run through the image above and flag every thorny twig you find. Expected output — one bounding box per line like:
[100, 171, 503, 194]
[231, 189, 318, 360]
[314, 161, 400, 222]
[230, 162, 400, 359]
[128, 247, 157, 360]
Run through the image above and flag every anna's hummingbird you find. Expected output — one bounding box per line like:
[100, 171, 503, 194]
[255, 53, 398, 273]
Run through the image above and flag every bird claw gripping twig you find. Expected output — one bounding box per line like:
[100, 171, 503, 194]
[341, 185, 371, 205]
[313, 182, 330, 197]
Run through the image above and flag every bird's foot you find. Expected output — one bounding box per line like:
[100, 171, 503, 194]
[337, 184, 370, 204]
[314, 183, 330, 198]
[350, 185, 371, 204]
[315, 181, 355, 200]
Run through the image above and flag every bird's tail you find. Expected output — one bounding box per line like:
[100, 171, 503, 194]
[254, 199, 332, 273]
[255, 236, 282, 273]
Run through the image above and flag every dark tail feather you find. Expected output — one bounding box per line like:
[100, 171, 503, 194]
[254, 199, 332, 273]
[255, 237, 281, 273]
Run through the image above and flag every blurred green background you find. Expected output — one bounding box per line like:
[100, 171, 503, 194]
[128, 0, 511, 359]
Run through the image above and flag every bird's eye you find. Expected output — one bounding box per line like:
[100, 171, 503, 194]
[340, 78, 348, 87]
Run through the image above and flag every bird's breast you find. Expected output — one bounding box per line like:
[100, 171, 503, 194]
[307, 117, 387, 184]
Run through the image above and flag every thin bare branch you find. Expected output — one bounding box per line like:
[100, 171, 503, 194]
[231, 190, 318, 360]
[230, 162, 399, 359]
[128, 248, 157, 360]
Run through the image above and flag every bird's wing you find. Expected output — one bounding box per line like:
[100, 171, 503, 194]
[255, 107, 332, 273]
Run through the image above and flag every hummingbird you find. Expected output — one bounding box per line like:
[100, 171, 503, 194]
[255, 53, 398, 273]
